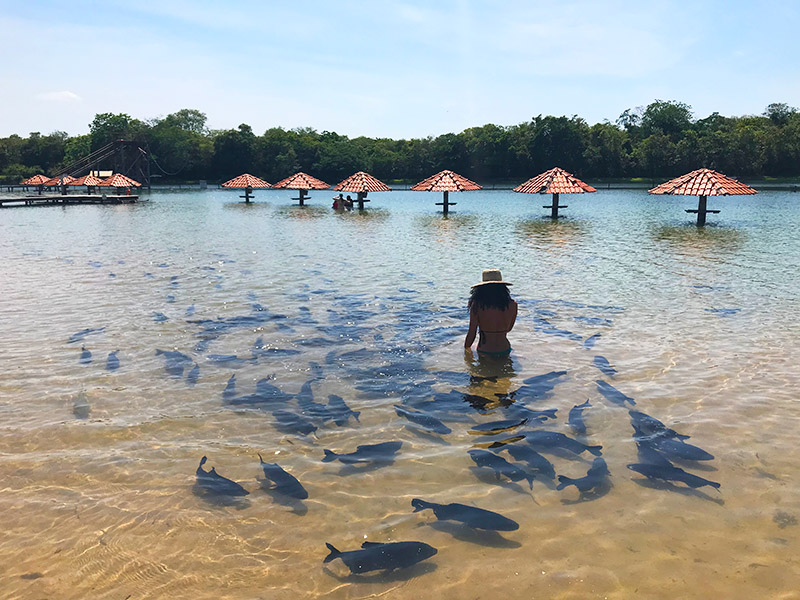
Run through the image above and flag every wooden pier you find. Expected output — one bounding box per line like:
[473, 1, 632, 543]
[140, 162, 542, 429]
[0, 194, 140, 208]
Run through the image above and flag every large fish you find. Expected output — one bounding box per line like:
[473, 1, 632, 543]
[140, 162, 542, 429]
[467, 449, 534, 489]
[629, 410, 690, 441]
[323, 540, 437, 574]
[645, 437, 714, 462]
[327, 395, 361, 426]
[79, 346, 92, 365]
[568, 400, 591, 435]
[68, 327, 105, 344]
[322, 441, 402, 464]
[525, 431, 603, 456]
[296, 381, 335, 423]
[222, 374, 236, 401]
[206, 354, 258, 368]
[105, 350, 120, 371]
[186, 363, 200, 386]
[394, 405, 451, 435]
[596, 380, 636, 406]
[411, 498, 519, 531]
[557, 457, 610, 493]
[258, 454, 308, 499]
[502, 445, 556, 480]
[627, 462, 720, 490]
[195, 456, 249, 497]
[583, 333, 601, 350]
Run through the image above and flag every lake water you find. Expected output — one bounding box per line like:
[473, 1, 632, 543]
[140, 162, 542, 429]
[1, 188, 799, 599]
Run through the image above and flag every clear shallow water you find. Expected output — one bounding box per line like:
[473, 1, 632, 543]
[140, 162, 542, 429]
[1, 188, 800, 599]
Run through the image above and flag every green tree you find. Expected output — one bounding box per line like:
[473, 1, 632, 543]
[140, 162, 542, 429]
[640, 100, 693, 141]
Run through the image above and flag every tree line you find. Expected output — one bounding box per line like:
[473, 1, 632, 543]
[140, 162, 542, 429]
[1, 101, 798, 185]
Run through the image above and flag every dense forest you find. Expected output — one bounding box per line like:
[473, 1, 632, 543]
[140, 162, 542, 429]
[1, 100, 798, 185]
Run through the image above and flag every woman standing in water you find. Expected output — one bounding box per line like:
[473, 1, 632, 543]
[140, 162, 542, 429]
[465, 269, 517, 357]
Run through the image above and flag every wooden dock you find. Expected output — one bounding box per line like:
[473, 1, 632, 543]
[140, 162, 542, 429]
[0, 194, 140, 208]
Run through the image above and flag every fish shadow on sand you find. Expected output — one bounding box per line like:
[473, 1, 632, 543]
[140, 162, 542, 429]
[191, 484, 251, 509]
[468, 467, 532, 496]
[335, 460, 398, 477]
[560, 478, 613, 505]
[404, 426, 451, 446]
[631, 478, 724, 506]
[258, 480, 308, 515]
[424, 521, 521, 549]
[322, 561, 438, 583]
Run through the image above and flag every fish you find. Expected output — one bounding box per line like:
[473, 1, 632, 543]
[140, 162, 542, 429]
[596, 380, 636, 406]
[557, 457, 611, 493]
[105, 350, 120, 371]
[394, 405, 452, 435]
[155, 349, 193, 377]
[568, 400, 591, 435]
[503, 405, 557, 423]
[322, 441, 403, 464]
[629, 410, 690, 441]
[411, 498, 519, 531]
[67, 327, 105, 344]
[186, 363, 200, 386]
[502, 445, 556, 479]
[222, 374, 236, 401]
[481, 435, 526, 449]
[467, 449, 534, 489]
[323, 541, 437, 574]
[583, 333, 601, 350]
[644, 437, 714, 462]
[524, 431, 603, 456]
[327, 395, 361, 426]
[79, 346, 92, 365]
[185, 304, 196, 317]
[627, 462, 720, 490]
[195, 456, 249, 497]
[258, 454, 308, 499]
[593, 355, 617, 377]
[153, 312, 169, 322]
[469, 418, 528, 436]
[272, 410, 318, 436]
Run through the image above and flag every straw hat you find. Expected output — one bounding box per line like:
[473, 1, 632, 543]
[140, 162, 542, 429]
[472, 269, 512, 287]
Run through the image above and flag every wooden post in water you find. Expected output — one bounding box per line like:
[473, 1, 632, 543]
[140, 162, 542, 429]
[298, 189, 307, 206]
[241, 185, 253, 203]
[697, 195, 707, 227]
[356, 191, 369, 210]
[435, 190, 458, 215]
[550, 192, 559, 219]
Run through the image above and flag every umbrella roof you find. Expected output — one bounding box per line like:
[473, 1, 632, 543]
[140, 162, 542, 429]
[221, 173, 271, 188]
[411, 169, 481, 192]
[513, 167, 596, 194]
[648, 168, 756, 196]
[43, 175, 76, 186]
[98, 173, 141, 187]
[272, 172, 329, 190]
[67, 175, 103, 186]
[20, 174, 49, 185]
[333, 171, 391, 193]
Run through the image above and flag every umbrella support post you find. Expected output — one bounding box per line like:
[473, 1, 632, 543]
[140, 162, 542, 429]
[357, 192, 369, 211]
[298, 189, 307, 206]
[697, 195, 707, 226]
[544, 193, 568, 218]
[240, 186, 253, 203]
[435, 190, 457, 215]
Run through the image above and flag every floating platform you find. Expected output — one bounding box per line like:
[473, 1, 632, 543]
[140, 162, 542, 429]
[0, 194, 139, 208]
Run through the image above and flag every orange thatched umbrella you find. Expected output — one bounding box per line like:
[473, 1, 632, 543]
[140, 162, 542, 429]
[68, 175, 103, 193]
[333, 171, 391, 210]
[272, 172, 329, 206]
[221, 173, 271, 203]
[649, 168, 757, 226]
[20, 174, 49, 185]
[98, 173, 141, 195]
[513, 167, 596, 219]
[44, 175, 76, 186]
[411, 169, 481, 215]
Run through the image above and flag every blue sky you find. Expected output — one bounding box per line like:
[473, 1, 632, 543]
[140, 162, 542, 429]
[1, 0, 798, 138]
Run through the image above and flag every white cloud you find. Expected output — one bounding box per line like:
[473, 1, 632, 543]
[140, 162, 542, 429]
[36, 90, 82, 102]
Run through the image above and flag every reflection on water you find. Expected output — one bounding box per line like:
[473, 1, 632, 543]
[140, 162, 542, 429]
[515, 218, 588, 249]
[652, 224, 746, 255]
[2, 189, 800, 599]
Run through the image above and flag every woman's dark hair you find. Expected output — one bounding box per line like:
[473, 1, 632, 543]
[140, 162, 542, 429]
[468, 283, 512, 312]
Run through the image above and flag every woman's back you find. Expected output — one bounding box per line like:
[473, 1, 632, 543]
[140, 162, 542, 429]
[465, 270, 517, 355]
